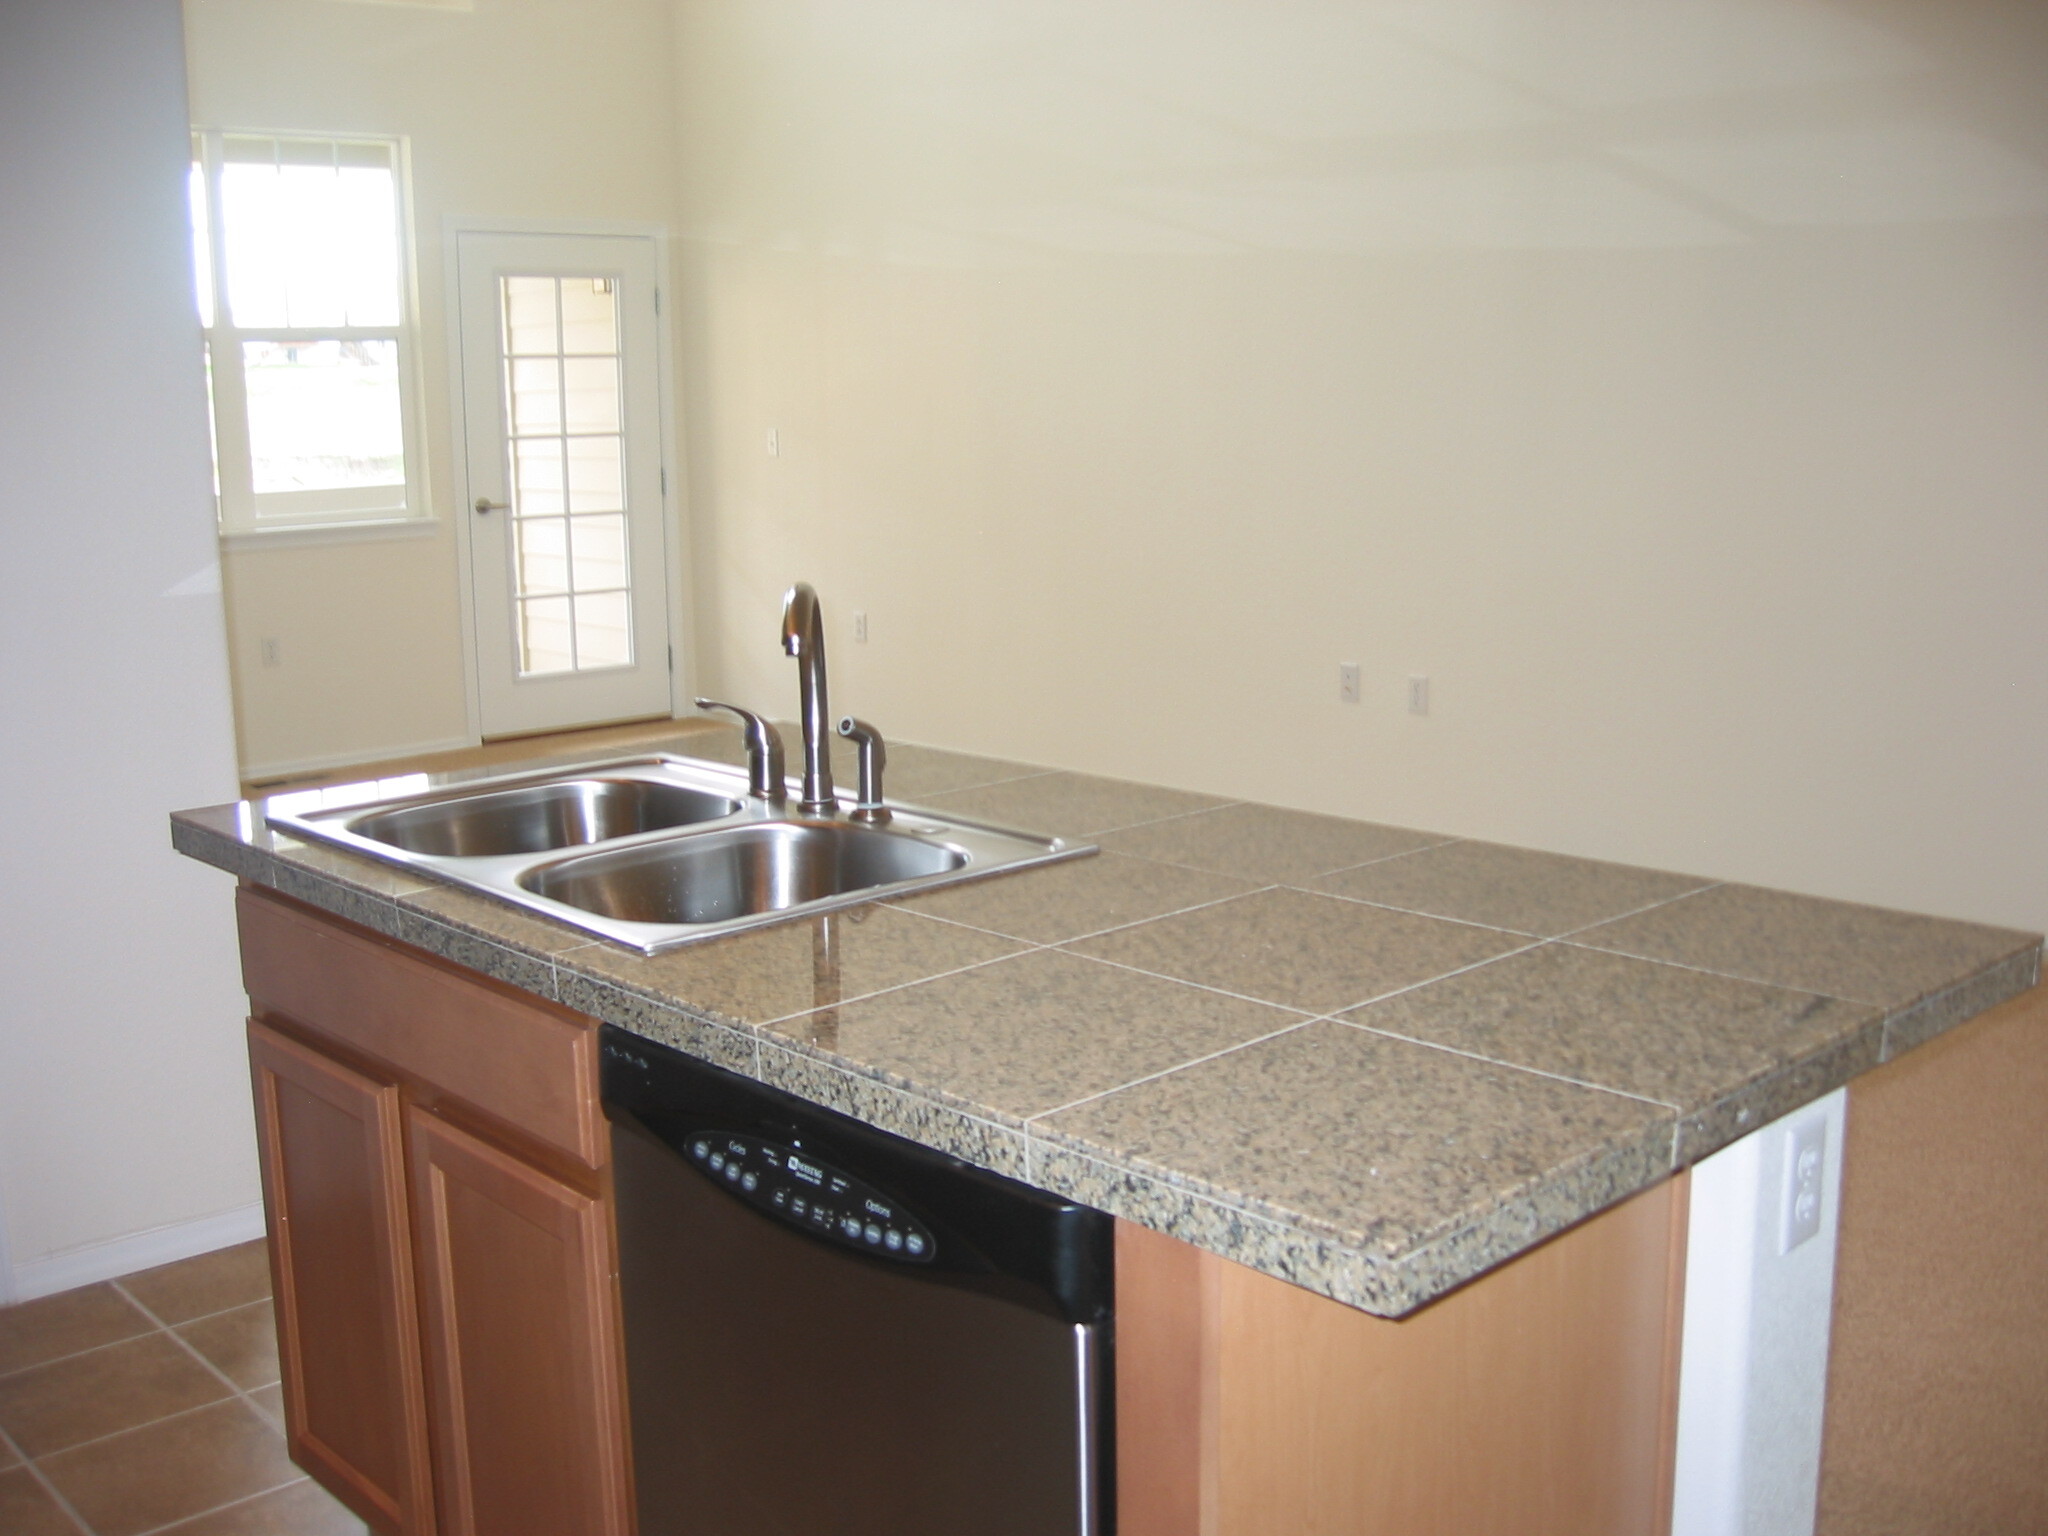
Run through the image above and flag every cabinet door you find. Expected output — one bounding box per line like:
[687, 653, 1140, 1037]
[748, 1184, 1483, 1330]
[407, 1106, 632, 1536]
[248, 1019, 437, 1536]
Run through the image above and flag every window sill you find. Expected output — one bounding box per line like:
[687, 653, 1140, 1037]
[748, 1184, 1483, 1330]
[219, 517, 439, 553]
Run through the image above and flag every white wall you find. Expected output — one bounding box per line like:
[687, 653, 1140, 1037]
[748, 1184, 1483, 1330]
[183, 0, 683, 777]
[0, 0, 257, 1298]
[671, 0, 2048, 937]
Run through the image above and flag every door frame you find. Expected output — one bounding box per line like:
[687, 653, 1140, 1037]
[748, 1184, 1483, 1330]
[442, 215, 694, 743]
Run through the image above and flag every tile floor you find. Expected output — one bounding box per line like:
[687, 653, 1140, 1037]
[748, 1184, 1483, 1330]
[0, 1242, 366, 1536]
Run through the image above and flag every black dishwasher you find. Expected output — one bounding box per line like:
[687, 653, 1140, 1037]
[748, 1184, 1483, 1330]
[600, 1026, 1114, 1536]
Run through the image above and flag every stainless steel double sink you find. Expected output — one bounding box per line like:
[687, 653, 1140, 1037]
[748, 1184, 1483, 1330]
[264, 755, 1092, 954]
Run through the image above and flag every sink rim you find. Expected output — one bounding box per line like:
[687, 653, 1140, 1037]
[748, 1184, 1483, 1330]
[262, 752, 1095, 953]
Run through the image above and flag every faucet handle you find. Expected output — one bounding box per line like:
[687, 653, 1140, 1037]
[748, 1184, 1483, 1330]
[836, 717, 890, 824]
[694, 698, 786, 801]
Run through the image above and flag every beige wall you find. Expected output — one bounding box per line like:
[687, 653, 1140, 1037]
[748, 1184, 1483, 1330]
[671, 0, 2048, 936]
[183, 0, 682, 776]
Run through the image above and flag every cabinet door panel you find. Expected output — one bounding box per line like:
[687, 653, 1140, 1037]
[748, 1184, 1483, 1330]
[408, 1106, 631, 1536]
[249, 1019, 436, 1536]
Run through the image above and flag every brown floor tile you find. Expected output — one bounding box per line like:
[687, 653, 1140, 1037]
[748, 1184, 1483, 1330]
[37, 1399, 298, 1536]
[157, 1477, 369, 1536]
[0, 1332, 232, 1459]
[0, 1286, 154, 1376]
[175, 1301, 280, 1391]
[0, 1466, 85, 1536]
[118, 1242, 271, 1326]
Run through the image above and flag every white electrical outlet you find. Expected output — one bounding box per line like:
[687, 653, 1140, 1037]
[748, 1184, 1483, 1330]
[1780, 1115, 1826, 1254]
[852, 610, 869, 643]
[1407, 675, 1431, 716]
[1338, 663, 1361, 704]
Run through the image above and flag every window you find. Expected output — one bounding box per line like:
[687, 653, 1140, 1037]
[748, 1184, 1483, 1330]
[189, 132, 426, 535]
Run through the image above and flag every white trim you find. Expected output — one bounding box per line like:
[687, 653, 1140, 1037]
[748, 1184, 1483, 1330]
[8, 1204, 268, 1304]
[654, 229, 698, 716]
[220, 515, 439, 554]
[1671, 1089, 1846, 1536]
[241, 732, 477, 784]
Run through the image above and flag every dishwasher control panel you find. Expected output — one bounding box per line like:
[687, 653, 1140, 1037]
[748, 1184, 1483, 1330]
[688, 1132, 936, 1263]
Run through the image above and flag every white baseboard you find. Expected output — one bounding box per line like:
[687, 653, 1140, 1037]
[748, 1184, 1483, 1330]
[240, 734, 478, 785]
[7, 1203, 268, 1304]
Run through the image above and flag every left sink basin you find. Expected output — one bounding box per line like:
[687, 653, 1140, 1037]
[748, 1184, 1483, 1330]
[346, 776, 741, 857]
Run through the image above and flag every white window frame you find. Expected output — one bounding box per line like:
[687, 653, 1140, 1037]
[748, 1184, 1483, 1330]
[191, 129, 432, 540]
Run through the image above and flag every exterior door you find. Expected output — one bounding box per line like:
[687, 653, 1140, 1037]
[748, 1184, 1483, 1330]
[456, 231, 672, 738]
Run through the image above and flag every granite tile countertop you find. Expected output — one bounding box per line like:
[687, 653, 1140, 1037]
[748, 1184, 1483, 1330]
[172, 725, 2042, 1316]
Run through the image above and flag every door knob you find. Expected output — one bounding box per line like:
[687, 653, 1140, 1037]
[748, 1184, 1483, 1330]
[474, 497, 509, 515]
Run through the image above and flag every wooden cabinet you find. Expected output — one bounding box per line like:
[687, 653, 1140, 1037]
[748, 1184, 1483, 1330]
[238, 887, 631, 1536]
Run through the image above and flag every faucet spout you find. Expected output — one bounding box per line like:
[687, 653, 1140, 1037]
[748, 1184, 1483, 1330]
[780, 582, 836, 814]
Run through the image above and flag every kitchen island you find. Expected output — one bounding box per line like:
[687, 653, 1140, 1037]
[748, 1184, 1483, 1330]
[173, 726, 2043, 1535]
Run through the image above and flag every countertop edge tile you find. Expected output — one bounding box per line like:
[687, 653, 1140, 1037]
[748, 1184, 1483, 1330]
[1880, 945, 2043, 1060]
[1023, 1139, 1413, 1313]
[555, 974, 757, 1078]
[1674, 1020, 1884, 1165]
[756, 1042, 1030, 1180]
[392, 907, 559, 1000]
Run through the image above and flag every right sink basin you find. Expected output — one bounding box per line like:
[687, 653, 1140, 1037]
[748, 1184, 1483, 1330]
[519, 819, 969, 926]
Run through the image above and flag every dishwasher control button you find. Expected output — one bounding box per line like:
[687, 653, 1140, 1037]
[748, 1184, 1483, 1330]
[741, 1171, 759, 1192]
[841, 1217, 862, 1239]
[884, 1229, 903, 1251]
[724, 1163, 742, 1182]
[691, 1140, 710, 1160]
[864, 1223, 882, 1245]
[905, 1233, 928, 1256]
[771, 1188, 787, 1208]
[708, 1152, 725, 1171]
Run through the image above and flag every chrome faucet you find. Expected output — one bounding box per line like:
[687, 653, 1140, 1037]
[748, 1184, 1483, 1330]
[781, 583, 836, 814]
[692, 698, 785, 802]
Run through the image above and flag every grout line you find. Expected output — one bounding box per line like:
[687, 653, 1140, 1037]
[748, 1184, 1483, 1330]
[1333, 1018, 1680, 1113]
[1552, 880, 1725, 941]
[131, 1475, 315, 1536]
[886, 882, 1272, 949]
[1036, 946, 1330, 1019]
[1282, 883, 1548, 940]
[0, 1422, 98, 1536]
[1311, 936, 1554, 1017]
[1556, 935, 1888, 1009]
[110, 1283, 283, 1441]
[0, 1322, 161, 1383]
[1294, 835, 1468, 883]
[1026, 1015, 1323, 1122]
[751, 941, 1061, 1032]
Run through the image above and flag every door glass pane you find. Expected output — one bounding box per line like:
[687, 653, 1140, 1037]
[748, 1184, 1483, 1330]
[561, 357, 621, 434]
[516, 518, 570, 596]
[500, 272, 635, 677]
[512, 438, 565, 515]
[570, 514, 628, 590]
[573, 591, 633, 669]
[509, 357, 562, 435]
[503, 277, 559, 355]
[243, 339, 404, 493]
[559, 278, 618, 353]
[566, 437, 624, 512]
[519, 596, 575, 675]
